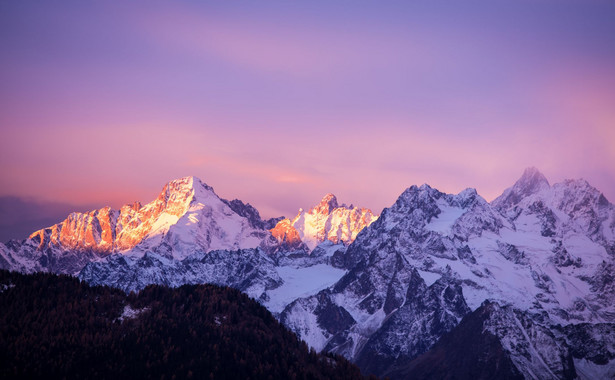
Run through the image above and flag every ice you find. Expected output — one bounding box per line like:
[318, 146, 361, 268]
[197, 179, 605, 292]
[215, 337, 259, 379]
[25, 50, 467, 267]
[316, 241, 345, 257]
[359, 308, 387, 336]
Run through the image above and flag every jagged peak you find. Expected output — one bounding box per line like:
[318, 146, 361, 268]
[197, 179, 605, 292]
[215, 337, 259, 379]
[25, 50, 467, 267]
[402, 183, 434, 193]
[222, 198, 282, 230]
[458, 188, 478, 198]
[309, 193, 339, 215]
[157, 176, 216, 203]
[398, 183, 443, 203]
[492, 167, 550, 210]
[455, 188, 482, 208]
[517, 167, 550, 189]
[321, 193, 339, 207]
[561, 177, 591, 189]
[120, 201, 142, 212]
[166, 176, 214, 192]
[552, 178, 613, 214]
[419, 183, 433, 191]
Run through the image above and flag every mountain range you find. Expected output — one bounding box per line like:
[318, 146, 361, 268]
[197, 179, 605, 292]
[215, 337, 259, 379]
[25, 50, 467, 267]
[2, 168, 614, 379]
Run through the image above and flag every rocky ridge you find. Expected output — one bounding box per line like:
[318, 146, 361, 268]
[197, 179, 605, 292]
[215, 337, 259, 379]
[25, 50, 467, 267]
[0, 177, 278, 273]
[270, 193, 378, 252]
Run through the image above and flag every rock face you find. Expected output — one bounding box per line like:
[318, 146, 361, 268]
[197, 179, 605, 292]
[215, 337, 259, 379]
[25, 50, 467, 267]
[492, 167, 551, 211]
[1, 178, 379, 319]
[387, 302, 526, 380]
[270, 218, 307, 252]
[80, 248, 283, 297]
[394, 301, 615, 380]
[270, 193, 378, 251]
[222, 198, 283, 230]
[0, 177, 278, 273]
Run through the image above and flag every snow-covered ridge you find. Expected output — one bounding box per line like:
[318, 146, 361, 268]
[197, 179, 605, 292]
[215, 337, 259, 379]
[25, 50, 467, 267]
[0, 176, 279, 273]
[280, 168, 615, 378]
[79, 246, 348, 316]
[492, 166, 550, 211]
[271, 193, 378, 251]
[0, 177, 377, 274]
[25, 176, 208, 254]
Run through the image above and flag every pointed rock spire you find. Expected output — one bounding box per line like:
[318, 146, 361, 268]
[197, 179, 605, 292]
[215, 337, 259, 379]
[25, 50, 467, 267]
[492, 167, 550, 210]
[310, 193, 339, 215]
[516, 167, 549, 190]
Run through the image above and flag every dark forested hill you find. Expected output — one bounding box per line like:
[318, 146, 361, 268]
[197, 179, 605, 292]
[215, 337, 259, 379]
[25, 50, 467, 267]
[0, 270, 372, 380]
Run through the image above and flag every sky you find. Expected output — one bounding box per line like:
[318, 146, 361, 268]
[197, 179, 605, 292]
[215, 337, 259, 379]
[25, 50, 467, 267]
[1, 1, 614, 240]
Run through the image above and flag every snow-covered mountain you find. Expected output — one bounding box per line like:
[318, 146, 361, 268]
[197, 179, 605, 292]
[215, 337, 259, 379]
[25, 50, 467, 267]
[270, 193, 378, 251]
[280, 168, 615, 379]
[0, 177, 278, 274]
[0, 178, 378, 276]
[388, 301, 615, 380]
[0, 177, 378, 319]
[79, 246, 348, 315]
[2, 168, 614, 379]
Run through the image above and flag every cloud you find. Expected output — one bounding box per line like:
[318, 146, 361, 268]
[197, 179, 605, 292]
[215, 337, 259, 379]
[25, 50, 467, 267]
[130, 4, 440, 81]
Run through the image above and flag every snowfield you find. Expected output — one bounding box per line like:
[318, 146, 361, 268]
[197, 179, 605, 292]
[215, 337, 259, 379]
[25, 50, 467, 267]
[265, 264, 347, 313]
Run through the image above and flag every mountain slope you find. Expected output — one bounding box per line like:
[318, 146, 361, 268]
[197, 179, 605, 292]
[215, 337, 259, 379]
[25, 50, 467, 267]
[79, 248, 283, 296]
[76, 190, 377, 316]
[391, 300, 615, 380]
[492, 167, 550, 211]
[386, 302, 525, 380]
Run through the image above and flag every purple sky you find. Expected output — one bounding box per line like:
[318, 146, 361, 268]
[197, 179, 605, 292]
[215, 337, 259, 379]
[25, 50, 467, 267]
[1, 1, 614, 238]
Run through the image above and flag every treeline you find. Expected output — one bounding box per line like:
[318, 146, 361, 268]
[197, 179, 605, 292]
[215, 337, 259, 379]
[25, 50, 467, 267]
[0, 270, 375, 379]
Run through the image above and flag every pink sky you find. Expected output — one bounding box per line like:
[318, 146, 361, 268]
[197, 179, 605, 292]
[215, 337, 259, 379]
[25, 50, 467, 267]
[1, 1, 614, 227]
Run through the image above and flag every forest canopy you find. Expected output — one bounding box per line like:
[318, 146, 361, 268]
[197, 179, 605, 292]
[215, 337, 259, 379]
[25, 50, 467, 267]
[0, 270, 374, 379]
